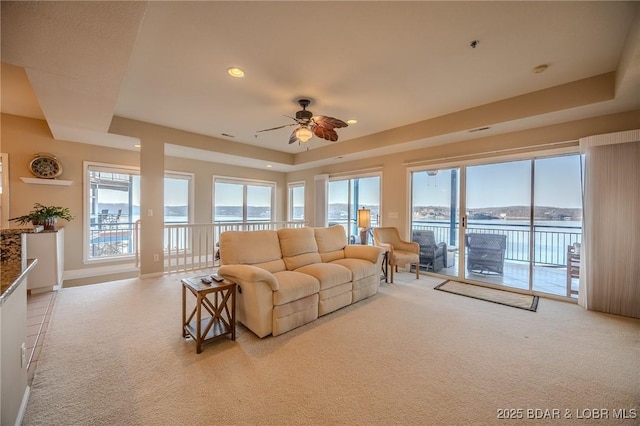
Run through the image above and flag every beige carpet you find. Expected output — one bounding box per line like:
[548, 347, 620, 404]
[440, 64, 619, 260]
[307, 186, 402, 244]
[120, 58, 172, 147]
[24, 273, 640, 425]
[435, 280, 539, 311]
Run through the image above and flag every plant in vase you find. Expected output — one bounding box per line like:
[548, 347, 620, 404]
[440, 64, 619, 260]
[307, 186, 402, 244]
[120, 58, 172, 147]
[10, 203, 74, 230]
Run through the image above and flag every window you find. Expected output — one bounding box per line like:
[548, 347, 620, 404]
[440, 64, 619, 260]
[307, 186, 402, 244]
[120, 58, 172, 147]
[164, 174, 191, 223]
[85, 163, 192, 261]
[213, 177, 275, 222]
[288, 182, 305, 221]
[328, 174, 380, 242]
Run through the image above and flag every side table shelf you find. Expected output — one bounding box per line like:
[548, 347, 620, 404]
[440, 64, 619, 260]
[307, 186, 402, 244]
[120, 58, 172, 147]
[181, 276, 236, 353]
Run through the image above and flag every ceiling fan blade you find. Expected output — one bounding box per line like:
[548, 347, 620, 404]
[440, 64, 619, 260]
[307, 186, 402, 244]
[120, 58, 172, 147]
[312, 116, 348, 129]
[288, 128, 299, 144]
[312, 125, 339, 142]
[256, 123, 297, 133]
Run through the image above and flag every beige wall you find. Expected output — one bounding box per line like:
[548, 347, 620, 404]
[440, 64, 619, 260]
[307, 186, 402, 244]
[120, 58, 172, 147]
[2, 108, 639, 286]
[1, 113, 287, 285]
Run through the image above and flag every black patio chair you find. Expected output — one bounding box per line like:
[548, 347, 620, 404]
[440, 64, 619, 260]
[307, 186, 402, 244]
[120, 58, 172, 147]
[465, 233, 507, 275]
[412, 230, 447, 272]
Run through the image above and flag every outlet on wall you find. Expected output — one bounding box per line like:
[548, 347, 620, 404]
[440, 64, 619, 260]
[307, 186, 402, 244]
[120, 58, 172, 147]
[153, 254, 159, 262]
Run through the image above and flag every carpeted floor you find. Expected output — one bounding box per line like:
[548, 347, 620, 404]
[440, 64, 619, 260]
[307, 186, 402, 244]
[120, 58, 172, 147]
[435, 280, 539, 311]
[24, 272, 640, 425]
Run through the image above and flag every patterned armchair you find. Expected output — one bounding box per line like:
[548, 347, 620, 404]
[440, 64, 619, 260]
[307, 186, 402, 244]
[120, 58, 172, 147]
[465, 233, 507, 275]
[412, 230, 447, 272]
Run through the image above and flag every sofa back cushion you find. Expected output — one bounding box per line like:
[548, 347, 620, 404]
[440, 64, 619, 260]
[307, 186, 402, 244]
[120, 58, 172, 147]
[220, 230, 286, 273]
[314, 225, 347, 263]
[278, 227, 321, 271]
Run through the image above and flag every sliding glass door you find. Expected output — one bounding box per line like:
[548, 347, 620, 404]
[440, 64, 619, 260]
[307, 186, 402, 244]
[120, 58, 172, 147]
[465, 160, 531, 290]
[532, 156, 583, 297]
[328, 175, 380, 243]
[410, 168, 460, 278]
[410, 153, 583, 299]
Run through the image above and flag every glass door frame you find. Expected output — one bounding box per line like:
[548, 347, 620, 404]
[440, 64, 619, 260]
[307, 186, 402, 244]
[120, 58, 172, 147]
[408, 147, 582, 300]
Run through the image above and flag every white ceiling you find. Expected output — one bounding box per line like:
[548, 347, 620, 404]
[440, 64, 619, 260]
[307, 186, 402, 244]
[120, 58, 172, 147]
[2, 1, 639, 171]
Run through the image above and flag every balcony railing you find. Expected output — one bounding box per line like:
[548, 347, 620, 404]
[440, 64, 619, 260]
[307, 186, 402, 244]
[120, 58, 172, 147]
[412, 220, 582, 267]
[89, 220, 135, 258]
[138, 220, 308, 274]
[121, 218, 579, 275]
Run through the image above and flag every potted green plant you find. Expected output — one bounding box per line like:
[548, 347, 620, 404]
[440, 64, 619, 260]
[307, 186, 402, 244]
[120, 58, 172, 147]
[10, 203, 74, 230]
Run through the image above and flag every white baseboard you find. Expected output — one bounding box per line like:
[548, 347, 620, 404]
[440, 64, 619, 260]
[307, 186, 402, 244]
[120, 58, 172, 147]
[63, 263, 139, 280]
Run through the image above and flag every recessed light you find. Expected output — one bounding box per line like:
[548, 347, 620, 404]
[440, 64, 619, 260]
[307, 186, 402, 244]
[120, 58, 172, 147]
[533, 64, 548, 74]
[227, 67, 245, 78]
[346, 119, 358, 125]
[134, 144, 141, 148]
[266, 164, 273, 168]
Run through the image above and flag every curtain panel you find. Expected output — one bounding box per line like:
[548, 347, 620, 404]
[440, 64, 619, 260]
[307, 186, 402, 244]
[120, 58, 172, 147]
[580, 129, 640, 318]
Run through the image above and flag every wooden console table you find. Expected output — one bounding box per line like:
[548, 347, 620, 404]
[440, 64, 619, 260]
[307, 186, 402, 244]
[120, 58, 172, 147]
[181, 276, 236, 353]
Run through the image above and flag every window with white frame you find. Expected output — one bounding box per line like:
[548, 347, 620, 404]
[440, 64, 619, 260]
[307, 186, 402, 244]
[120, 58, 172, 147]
[328, 174, 381, 242]
[213, 177, 275, 222]
[85, 163, 192, 261]
[288, 182, 305, 221]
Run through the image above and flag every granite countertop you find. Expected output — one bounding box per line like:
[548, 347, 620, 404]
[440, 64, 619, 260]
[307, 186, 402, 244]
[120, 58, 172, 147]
[0, 258, 38, 304]
[0, 226, 44, 235]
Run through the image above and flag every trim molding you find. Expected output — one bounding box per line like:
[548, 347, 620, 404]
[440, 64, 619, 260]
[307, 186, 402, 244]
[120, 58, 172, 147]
[64, 263, 139, 280]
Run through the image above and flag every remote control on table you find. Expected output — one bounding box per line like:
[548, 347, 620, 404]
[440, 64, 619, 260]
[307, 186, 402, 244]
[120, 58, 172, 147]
[200, 276, 212, 284]
[211, 273, 224, 282]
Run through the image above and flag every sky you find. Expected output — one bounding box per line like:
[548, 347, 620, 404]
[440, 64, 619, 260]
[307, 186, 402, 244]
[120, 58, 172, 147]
[413, 155, 583, 209]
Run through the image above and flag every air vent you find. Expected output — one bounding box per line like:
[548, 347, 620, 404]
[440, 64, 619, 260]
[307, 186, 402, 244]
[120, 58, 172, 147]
[469, 126, 490, 133]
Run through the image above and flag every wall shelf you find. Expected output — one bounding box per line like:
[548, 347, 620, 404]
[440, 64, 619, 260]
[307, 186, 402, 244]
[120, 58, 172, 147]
[20, 177, 73, 186]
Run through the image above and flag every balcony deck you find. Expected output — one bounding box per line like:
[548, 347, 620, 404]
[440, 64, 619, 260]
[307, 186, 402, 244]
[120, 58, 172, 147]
[434, 256, 578, 299]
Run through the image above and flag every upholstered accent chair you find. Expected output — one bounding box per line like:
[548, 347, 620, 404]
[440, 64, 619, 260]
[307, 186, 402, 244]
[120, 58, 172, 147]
[465, 233, 507, 275]
[372, 227, 420, 283]
[412, 230, 447, 272]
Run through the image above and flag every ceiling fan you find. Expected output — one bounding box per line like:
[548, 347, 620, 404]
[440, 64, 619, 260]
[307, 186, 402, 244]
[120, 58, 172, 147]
[256, 99, 348, 144]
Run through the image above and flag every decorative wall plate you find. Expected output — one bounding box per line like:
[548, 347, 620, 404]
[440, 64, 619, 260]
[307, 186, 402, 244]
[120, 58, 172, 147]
[29, 153, 63, 179]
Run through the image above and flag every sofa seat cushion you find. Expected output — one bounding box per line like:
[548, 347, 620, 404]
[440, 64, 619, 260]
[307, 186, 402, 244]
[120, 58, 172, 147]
[295, 262, 352, 290]
[331, 258, 376, 281]
[272, 271, 320, 306]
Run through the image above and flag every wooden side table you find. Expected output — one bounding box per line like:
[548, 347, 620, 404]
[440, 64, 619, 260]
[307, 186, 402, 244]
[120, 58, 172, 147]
[181, 276, 236, 353]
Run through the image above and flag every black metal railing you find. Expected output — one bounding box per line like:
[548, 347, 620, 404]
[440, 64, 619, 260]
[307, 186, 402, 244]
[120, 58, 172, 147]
[412, 220, 581, 266]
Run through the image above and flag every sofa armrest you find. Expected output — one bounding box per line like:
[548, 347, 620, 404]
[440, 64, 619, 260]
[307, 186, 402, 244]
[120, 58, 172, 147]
[218, 264, 279, 291]
[344, 244, 385, 264]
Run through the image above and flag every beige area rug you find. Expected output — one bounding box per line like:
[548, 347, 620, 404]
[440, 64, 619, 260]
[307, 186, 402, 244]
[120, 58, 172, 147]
[435, 280, 539, 312]
[24, 274, 640, 425]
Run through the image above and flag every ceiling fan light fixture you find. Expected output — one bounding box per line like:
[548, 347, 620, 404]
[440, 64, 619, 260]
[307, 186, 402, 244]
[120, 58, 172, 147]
[296, 126, 313, 142]
[227, 67, 245, 78]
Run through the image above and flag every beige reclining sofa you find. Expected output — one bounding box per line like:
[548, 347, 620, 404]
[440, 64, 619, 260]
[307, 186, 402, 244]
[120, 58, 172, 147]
[217, 225, 384, 338]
